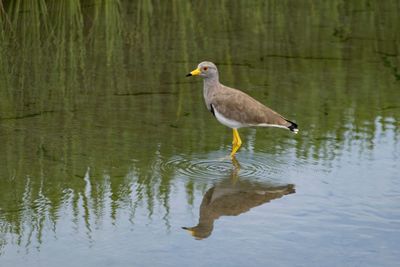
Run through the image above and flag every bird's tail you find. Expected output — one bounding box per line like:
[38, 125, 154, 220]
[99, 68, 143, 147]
[286, 120, 299, 134]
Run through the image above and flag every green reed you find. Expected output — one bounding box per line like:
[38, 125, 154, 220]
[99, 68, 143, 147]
[0, 0, 399, 250]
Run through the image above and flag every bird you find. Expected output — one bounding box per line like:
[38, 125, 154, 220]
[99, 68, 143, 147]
[186, 61, 298, 158]
[182, 169, 295, 240]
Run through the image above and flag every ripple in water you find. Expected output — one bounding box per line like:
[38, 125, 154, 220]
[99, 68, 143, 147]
[161, 154, 281, 181]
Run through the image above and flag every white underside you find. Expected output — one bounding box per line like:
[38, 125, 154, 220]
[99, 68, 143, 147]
[213, 107, 245, 128]
[213, 106, 298, 133]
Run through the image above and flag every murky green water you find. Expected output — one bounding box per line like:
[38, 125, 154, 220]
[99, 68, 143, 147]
[0, 1, 399, 266]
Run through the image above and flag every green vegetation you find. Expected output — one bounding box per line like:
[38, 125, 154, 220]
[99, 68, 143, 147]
[0, 0, 399, 251]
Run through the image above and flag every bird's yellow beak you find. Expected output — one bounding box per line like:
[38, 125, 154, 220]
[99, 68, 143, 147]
[182, 227, 196, 236]
[186, 68, 201, 77]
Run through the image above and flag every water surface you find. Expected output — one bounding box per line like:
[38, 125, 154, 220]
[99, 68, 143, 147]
[0, 1, 399, 266]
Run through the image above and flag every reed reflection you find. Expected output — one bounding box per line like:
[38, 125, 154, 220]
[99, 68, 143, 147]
[182, 166, 295, 240]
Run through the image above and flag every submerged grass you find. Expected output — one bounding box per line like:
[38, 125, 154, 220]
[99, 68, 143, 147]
[0, 0, 399, 251]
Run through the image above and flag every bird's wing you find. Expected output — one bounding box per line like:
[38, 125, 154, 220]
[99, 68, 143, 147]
[211, 86, 290, 127]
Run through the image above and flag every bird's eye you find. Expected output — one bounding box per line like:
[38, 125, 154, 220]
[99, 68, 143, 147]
[203, 67, 208, 71]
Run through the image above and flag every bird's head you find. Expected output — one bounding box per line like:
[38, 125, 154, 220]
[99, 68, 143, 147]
[182, 224, 213, 240]
[186, 61, 218, 79]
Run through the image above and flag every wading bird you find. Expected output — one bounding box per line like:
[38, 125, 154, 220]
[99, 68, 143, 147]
[186, 61, 298, 158]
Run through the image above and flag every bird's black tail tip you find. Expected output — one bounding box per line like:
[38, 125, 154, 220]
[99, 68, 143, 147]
[286, 120, 299, 134]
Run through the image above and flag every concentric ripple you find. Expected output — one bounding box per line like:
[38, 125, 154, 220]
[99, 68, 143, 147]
[161, 154, 282, 181]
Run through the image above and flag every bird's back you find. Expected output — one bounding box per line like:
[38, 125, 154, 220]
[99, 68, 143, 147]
[210, 84, 291, 128]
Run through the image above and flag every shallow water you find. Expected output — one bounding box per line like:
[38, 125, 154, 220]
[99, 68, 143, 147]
[0, 1, 399, 266]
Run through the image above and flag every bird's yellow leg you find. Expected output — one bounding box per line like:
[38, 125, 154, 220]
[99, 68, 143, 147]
[231, 156, 241, 171]
[230, 129, 242, 158]
[235, 129, 242, 149]
[232, 128, 237, 145]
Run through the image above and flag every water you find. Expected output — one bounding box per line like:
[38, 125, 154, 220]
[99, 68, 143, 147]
[0, 1, 399, 266]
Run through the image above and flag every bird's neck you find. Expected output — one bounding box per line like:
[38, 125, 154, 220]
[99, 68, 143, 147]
[204, 75, 219, 87]
[203, 76, 220, 96]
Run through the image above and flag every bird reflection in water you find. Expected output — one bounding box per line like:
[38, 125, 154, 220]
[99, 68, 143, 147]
[182, 159, 295, 240]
